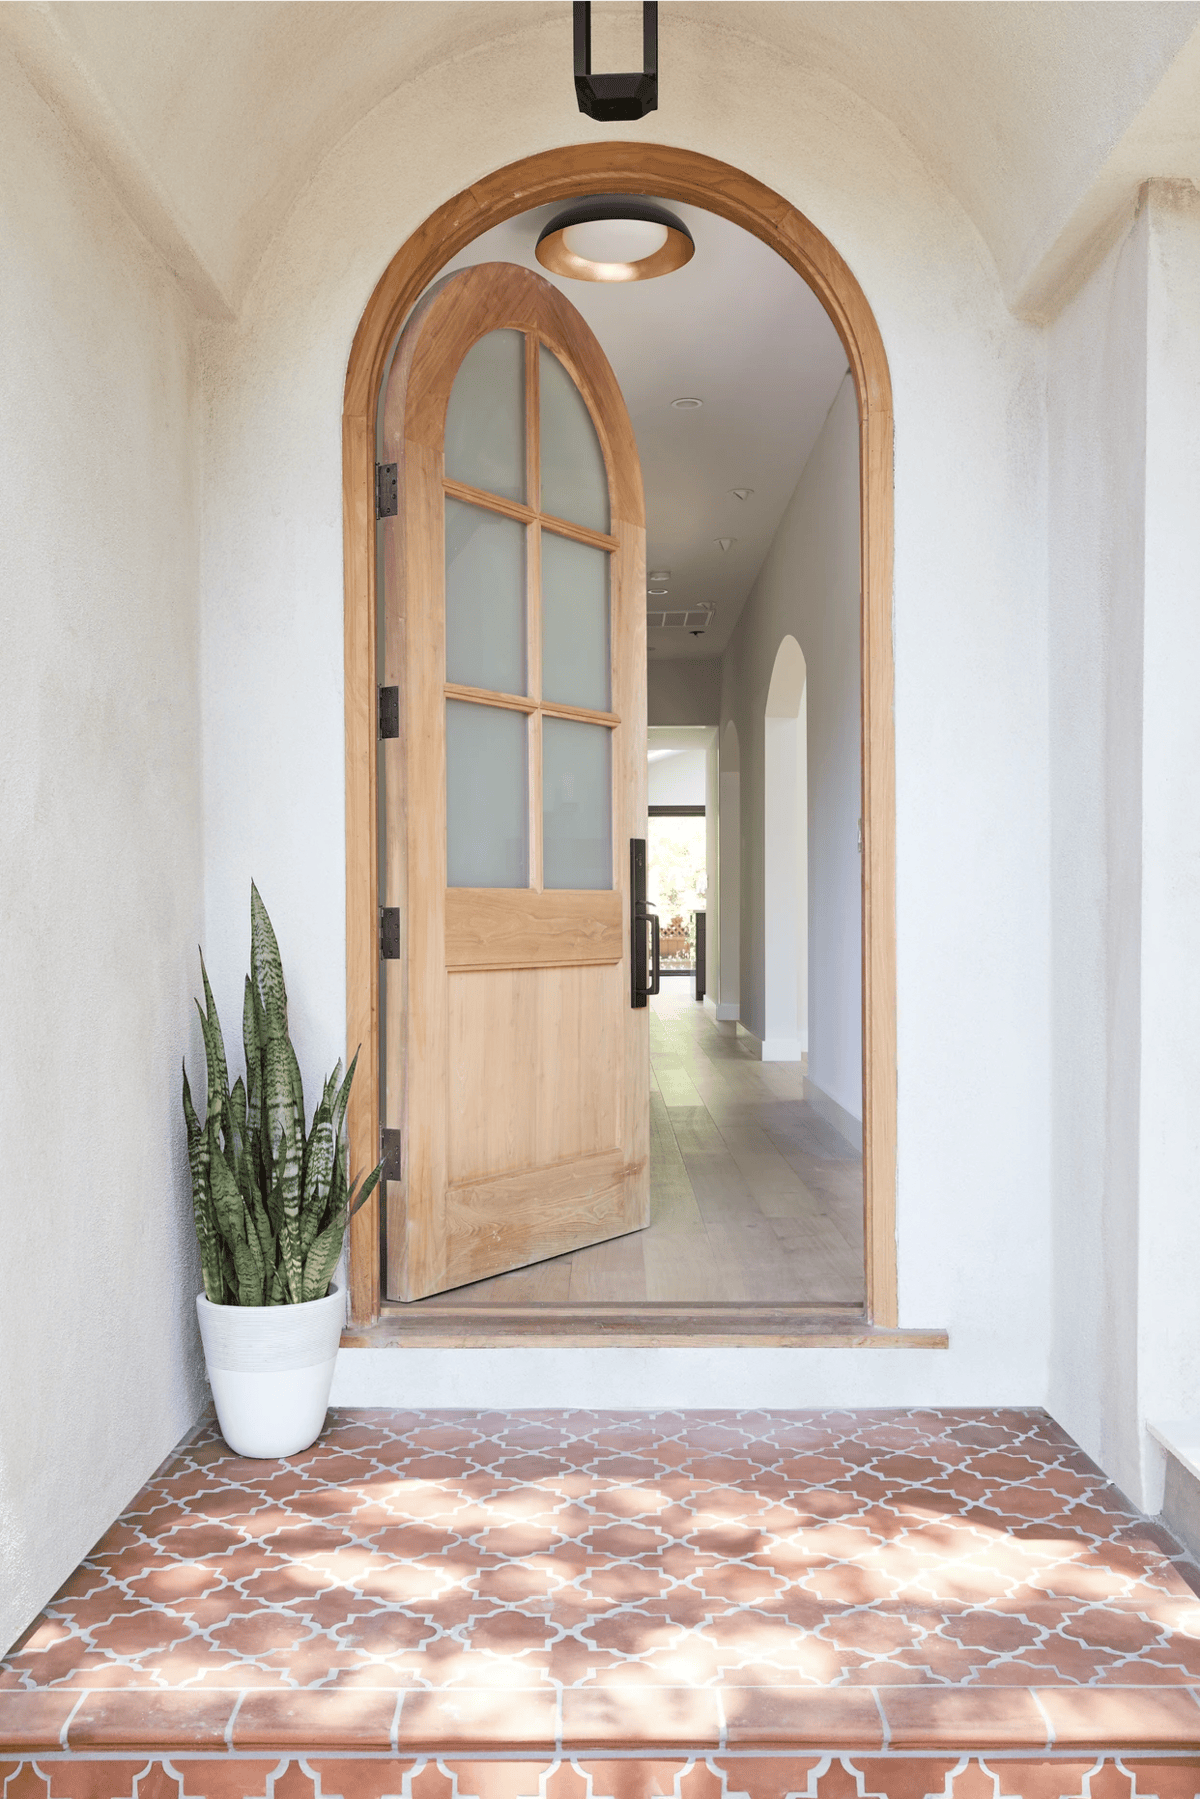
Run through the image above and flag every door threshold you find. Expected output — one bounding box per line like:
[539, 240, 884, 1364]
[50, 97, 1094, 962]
[342, 1302, 948, 1349]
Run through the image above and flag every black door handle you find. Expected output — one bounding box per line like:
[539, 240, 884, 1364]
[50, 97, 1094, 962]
[630, 837, 658, 1007]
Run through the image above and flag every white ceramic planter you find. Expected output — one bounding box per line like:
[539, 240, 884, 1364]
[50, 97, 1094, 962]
[196, 1282, 345, 1458]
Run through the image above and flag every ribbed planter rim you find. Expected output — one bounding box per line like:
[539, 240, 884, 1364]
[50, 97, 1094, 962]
[196, 1282, 345, 1373]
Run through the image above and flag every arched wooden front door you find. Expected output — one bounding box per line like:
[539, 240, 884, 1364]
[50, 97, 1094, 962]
[378, 262, 649, 1301]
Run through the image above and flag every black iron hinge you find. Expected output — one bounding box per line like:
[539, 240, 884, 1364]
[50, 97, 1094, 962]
[380, 907, 401, 960]
[376, 462, 398, 519]
[380, 1128, 403, 1184]
[378, 686, 399, 740]
[574, 1, 658, 121]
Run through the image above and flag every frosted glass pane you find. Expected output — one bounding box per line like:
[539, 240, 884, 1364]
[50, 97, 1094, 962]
[543, 716, 612, 891]
[539, 346, 609, 531]
[542, 531, 610, 712]
[444, 498, 525, 694]
[445, 330, 525, 503]
[446, 701, 528, 888]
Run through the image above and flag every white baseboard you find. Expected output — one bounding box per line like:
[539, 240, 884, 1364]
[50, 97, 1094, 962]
[803, 1077, 864, 1152]
[761, 1036, 807, 1062]
[714, 1001, 739, 1022]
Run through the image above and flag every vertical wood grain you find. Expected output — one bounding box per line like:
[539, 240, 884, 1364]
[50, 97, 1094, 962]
[613, 517, 650, 1225]
[400, 442, 449, 1301]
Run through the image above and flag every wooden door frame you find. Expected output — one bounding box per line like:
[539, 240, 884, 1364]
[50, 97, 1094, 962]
[343, 142, 897, 1331]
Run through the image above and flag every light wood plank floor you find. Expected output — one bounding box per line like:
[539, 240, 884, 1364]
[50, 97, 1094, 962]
[419, 982, 866, 1307]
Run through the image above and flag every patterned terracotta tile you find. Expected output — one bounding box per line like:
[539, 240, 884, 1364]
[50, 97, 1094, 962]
[723, 1686, 886, 1749]
[847, 1760, 961, 1799]
[38, 1762, 152, 1799]
[710, 1757, 826, 1799]
[65, 1696, 235, 1752]
[304, 1760, 418, 1799]
[4, 1767, 52, 1799]
[880, 1687, 1051, 1749]
[0, 1696, 82, 1755]
[232, 1690, 399, 1749]
[562, 1686, 721, 1748]
[1036, 1687, 1200, 1750]
[7, 1407, 1200, 1791]
[394, 1687, 557, 1752]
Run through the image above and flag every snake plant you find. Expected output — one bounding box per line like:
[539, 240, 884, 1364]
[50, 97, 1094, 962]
[182, 884, 382, 1306]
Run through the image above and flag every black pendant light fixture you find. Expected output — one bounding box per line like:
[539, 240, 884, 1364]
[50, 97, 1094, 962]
[574, 2, 658, 121]
[536, 195, 694, 284]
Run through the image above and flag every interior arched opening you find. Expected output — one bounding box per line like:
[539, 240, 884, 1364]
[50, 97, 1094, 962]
[763, 636, 808, 1063]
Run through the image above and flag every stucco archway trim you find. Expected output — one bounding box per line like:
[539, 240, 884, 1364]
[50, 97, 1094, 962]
[343, 142, 897, 1332]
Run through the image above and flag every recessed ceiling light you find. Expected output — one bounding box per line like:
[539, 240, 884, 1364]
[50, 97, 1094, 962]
[536, 197, 694, 284]
[649, 570, 671, 581]
[648, 589, 668, 597]
[671, 397, 703, 409]
[715, 538, 736, 552]
[731, 488, 754, 501]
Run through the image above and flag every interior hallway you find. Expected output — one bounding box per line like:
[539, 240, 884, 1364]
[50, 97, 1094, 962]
[416, 984, 864, 1309]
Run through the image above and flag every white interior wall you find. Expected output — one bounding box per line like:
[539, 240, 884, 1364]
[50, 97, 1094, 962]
[721, 381, 861, 1116]
[717, 723, 741, 1023]
[705, 731, 719, 1005]
[0, 47, 205, 1656]
[647, 732, 708, 806]
[647, 657, 721, 727]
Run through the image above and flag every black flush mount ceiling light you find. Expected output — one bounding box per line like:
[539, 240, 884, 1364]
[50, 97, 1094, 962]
[536, 195, 694, 283]
[574, 1, 658, 121]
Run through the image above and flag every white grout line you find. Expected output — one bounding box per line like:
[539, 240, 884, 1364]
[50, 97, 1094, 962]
[1029, 1688, 1056, 1751]
[224, 1690, 245, 1751]
[388, 1690, 403, 1755]
[21, 1747, 1200, 1764]
[870, 1686, 890, 1751]
[58, 1690, 88, 1749]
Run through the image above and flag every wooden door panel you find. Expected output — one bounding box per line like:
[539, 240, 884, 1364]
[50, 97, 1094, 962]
[447, 964, 623, 1182]
[381, 262, 648, 1303]
[438, 1148, 641, 1292]
[445, 888, 623, 970]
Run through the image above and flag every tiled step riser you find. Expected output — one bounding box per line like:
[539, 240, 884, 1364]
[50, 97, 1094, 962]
[6, 1753, 1200, 1799]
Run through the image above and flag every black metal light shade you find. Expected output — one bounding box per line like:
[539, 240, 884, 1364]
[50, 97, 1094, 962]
[536, 196, 693, 284]
[574, 2, 658, 122]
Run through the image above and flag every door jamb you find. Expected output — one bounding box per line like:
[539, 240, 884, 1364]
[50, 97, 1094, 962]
[342, 142, 897, 1331]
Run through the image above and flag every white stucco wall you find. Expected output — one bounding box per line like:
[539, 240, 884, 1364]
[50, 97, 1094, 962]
[1137, 185, 1200, 1500]
[1045, 207, 1148, 1502]
[187, 13, 1051, 1407]
[0, 47, 206, 1655]
[1047, 182, 1200, 1511]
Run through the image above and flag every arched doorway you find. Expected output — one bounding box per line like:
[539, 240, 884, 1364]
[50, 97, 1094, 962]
[342, 144, 896, 1330]
[763, 636, 808, 1063]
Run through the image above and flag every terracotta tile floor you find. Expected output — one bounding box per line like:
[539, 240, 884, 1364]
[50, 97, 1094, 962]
[3, 1409, 1200, 1798]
